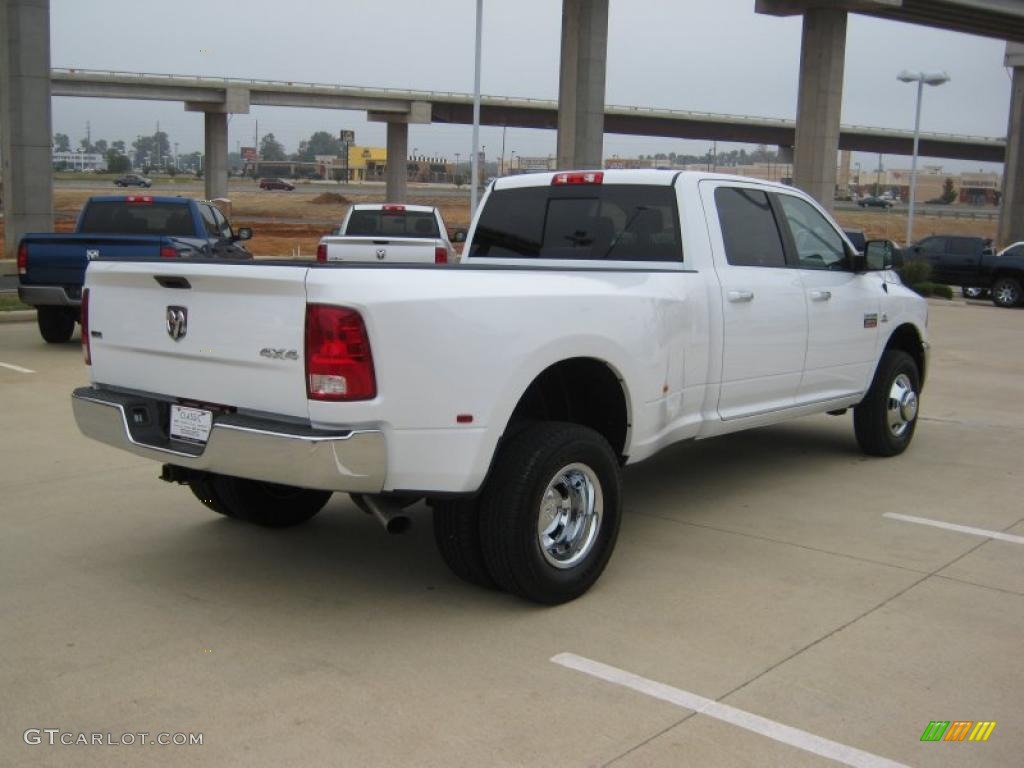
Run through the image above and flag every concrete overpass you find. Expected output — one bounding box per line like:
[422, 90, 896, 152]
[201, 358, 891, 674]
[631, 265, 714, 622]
[50, 67, 1007, 165]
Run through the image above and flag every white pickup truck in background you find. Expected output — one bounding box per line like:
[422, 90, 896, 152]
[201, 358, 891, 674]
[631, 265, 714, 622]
[72, 170, 928, 604]
[316, 203, 461, 264]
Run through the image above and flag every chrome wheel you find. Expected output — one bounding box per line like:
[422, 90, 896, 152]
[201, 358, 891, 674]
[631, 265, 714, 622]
[963, 287, 984, 299]
[886, 373, 918, 437]
[537, 462, 603, 569]
[994, 280, 1020, 306]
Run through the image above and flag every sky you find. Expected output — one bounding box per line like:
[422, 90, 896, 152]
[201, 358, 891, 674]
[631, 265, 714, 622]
[50, 0, 1013, 173]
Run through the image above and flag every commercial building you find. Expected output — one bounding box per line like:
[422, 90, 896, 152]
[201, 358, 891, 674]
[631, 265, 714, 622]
[52, 150, 106, 171]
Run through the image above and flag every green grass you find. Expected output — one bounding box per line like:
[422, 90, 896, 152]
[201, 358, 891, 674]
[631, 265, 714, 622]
[0, 294, 33, 312]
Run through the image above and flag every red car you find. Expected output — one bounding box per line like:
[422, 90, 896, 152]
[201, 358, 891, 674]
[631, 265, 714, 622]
[259, 178, 295, 191]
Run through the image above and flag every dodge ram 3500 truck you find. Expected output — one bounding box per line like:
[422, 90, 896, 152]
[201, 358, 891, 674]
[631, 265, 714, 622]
[72, 170, 929, 604]
[18, 195, 252, 342]
[316, 203, 461, 264]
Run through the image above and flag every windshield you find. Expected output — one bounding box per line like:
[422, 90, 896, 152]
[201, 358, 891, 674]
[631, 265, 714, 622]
[345, 210, 440, 238]
[79, 202, 194, 236]
[468, 184, 681, 261]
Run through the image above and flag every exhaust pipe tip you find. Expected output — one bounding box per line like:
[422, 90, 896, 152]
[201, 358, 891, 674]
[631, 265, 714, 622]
[351, 493, 413, 534]
[384, 515, 412, 535]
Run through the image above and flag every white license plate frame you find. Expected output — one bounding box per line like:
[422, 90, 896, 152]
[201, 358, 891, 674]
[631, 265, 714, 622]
[169, 404, 213, 444]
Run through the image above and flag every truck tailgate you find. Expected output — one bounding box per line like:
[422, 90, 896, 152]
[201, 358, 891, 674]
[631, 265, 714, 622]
[86, 261, 311, 420]
[23, 234, 170, 286]
[323, 236, 439, 263]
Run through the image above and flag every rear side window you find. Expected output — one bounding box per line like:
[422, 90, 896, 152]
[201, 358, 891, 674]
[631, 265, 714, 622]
[949, 238, 976, 256]
[79, 202, 194, 237]
[714, 187, 786, 268]
[468, 184, 682, 262]
[345, 210, 440, 238]
[918, 237, 946, 254]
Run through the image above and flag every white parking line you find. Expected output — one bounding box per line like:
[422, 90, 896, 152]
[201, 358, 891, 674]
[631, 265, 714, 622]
[0, 361, 35, 374]
[551, 653, 909, 768]
[884, 512, 1024, 545]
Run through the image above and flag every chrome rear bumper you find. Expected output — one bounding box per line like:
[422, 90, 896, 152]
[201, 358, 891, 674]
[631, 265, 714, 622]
[71, 387, 385, 493]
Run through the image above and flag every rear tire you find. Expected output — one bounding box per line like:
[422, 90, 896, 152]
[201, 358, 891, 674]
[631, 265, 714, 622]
[854, 350, 920, 457]
[37, 306, 76, 343]
[962, 286, 986, 299]
[432, 497, 499, 590]
[478, 422, 621, 605]
[191, 473, 331, 527]
[992, 277, 1022, 308]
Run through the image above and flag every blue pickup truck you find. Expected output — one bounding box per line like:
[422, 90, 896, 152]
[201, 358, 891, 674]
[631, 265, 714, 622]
[18, 195, 252, 342]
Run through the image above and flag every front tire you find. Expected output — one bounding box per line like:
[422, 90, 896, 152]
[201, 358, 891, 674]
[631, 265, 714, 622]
[478, 423, 621, 605]
[992, 277, 1022, 308]
[854, 350, 921, 457]
[189, 473, 331, 527]
[37, 306, 76, 343]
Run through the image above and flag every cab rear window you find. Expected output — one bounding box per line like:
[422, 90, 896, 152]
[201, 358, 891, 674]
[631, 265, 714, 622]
[345, 210, 440, 238]
[469, 185, 682, 262]
[79, 202, 194, 236]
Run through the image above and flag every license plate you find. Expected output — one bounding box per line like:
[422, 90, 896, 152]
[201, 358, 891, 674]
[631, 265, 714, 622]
[170, 405, 213, 444]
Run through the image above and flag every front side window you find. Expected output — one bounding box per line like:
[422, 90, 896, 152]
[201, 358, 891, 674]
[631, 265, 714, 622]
[714, 187, 786, 268]
[469, 184, 681, 262]
[918, 237, 946, 254]
[777, 194, 847, 270]
[199, 205, 220, 238]
[212, 208, 232, 240]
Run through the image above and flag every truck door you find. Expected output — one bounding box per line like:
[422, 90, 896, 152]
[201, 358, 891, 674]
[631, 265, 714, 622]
[773, 192, 881, 402]
[700, 181, 808, 420]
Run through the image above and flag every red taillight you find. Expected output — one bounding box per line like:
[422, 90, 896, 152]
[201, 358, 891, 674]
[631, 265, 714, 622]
[434, 246, 447, 265]
[381, 204, 406, 213]
[317, 243, 327, 262]
[159, 246, 177, 258]
[552, 171, 604, 186]
[125, 195, 153, 204]
[17, 242, 28, 275]
[81, 288, 91, 365]
[305, 305, 376, 401]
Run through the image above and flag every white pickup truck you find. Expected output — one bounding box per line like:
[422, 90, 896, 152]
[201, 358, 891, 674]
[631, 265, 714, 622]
[72, 170, 928, 604]
[316, 203, 460, 264]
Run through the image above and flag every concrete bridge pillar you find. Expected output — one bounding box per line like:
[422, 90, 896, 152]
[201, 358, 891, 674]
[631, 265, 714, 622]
[556, 0, 609, 170]
[369, 102, 429, 203]
[385, 121, 408, 203]
[792, 6, 847, 211]
[186, 86, 248, 202]
[0, 0, 53, 259]
[999, 43, 1024, 247]
[203, 112, 228, 201]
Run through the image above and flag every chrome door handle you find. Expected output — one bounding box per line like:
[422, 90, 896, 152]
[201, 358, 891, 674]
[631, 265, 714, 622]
[727, 290, 754, 302]
[809, 290, 832, 301]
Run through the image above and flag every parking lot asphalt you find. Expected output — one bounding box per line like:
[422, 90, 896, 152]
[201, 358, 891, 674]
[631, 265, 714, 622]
[1, 301, 1021, 767]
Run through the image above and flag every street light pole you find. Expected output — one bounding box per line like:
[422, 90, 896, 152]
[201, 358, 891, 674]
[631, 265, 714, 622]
[470, 0, 483, 213]
[898, 69, 949, 247]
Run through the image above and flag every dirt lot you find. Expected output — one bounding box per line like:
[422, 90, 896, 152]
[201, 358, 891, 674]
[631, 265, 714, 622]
[11, 188, 474, 259]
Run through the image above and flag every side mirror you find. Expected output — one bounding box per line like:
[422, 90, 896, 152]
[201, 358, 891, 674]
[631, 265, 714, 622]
[864, 240, 893, 271]
[235, 227, 253, 241]
[452, 230, 467, 243]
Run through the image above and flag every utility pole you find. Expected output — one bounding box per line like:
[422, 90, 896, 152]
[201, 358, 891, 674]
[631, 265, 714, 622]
[500, 125, 507, 177]
[86, 120, 91, 147]
[155, 121, 161, 167]
[876, 152, 883, 196]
